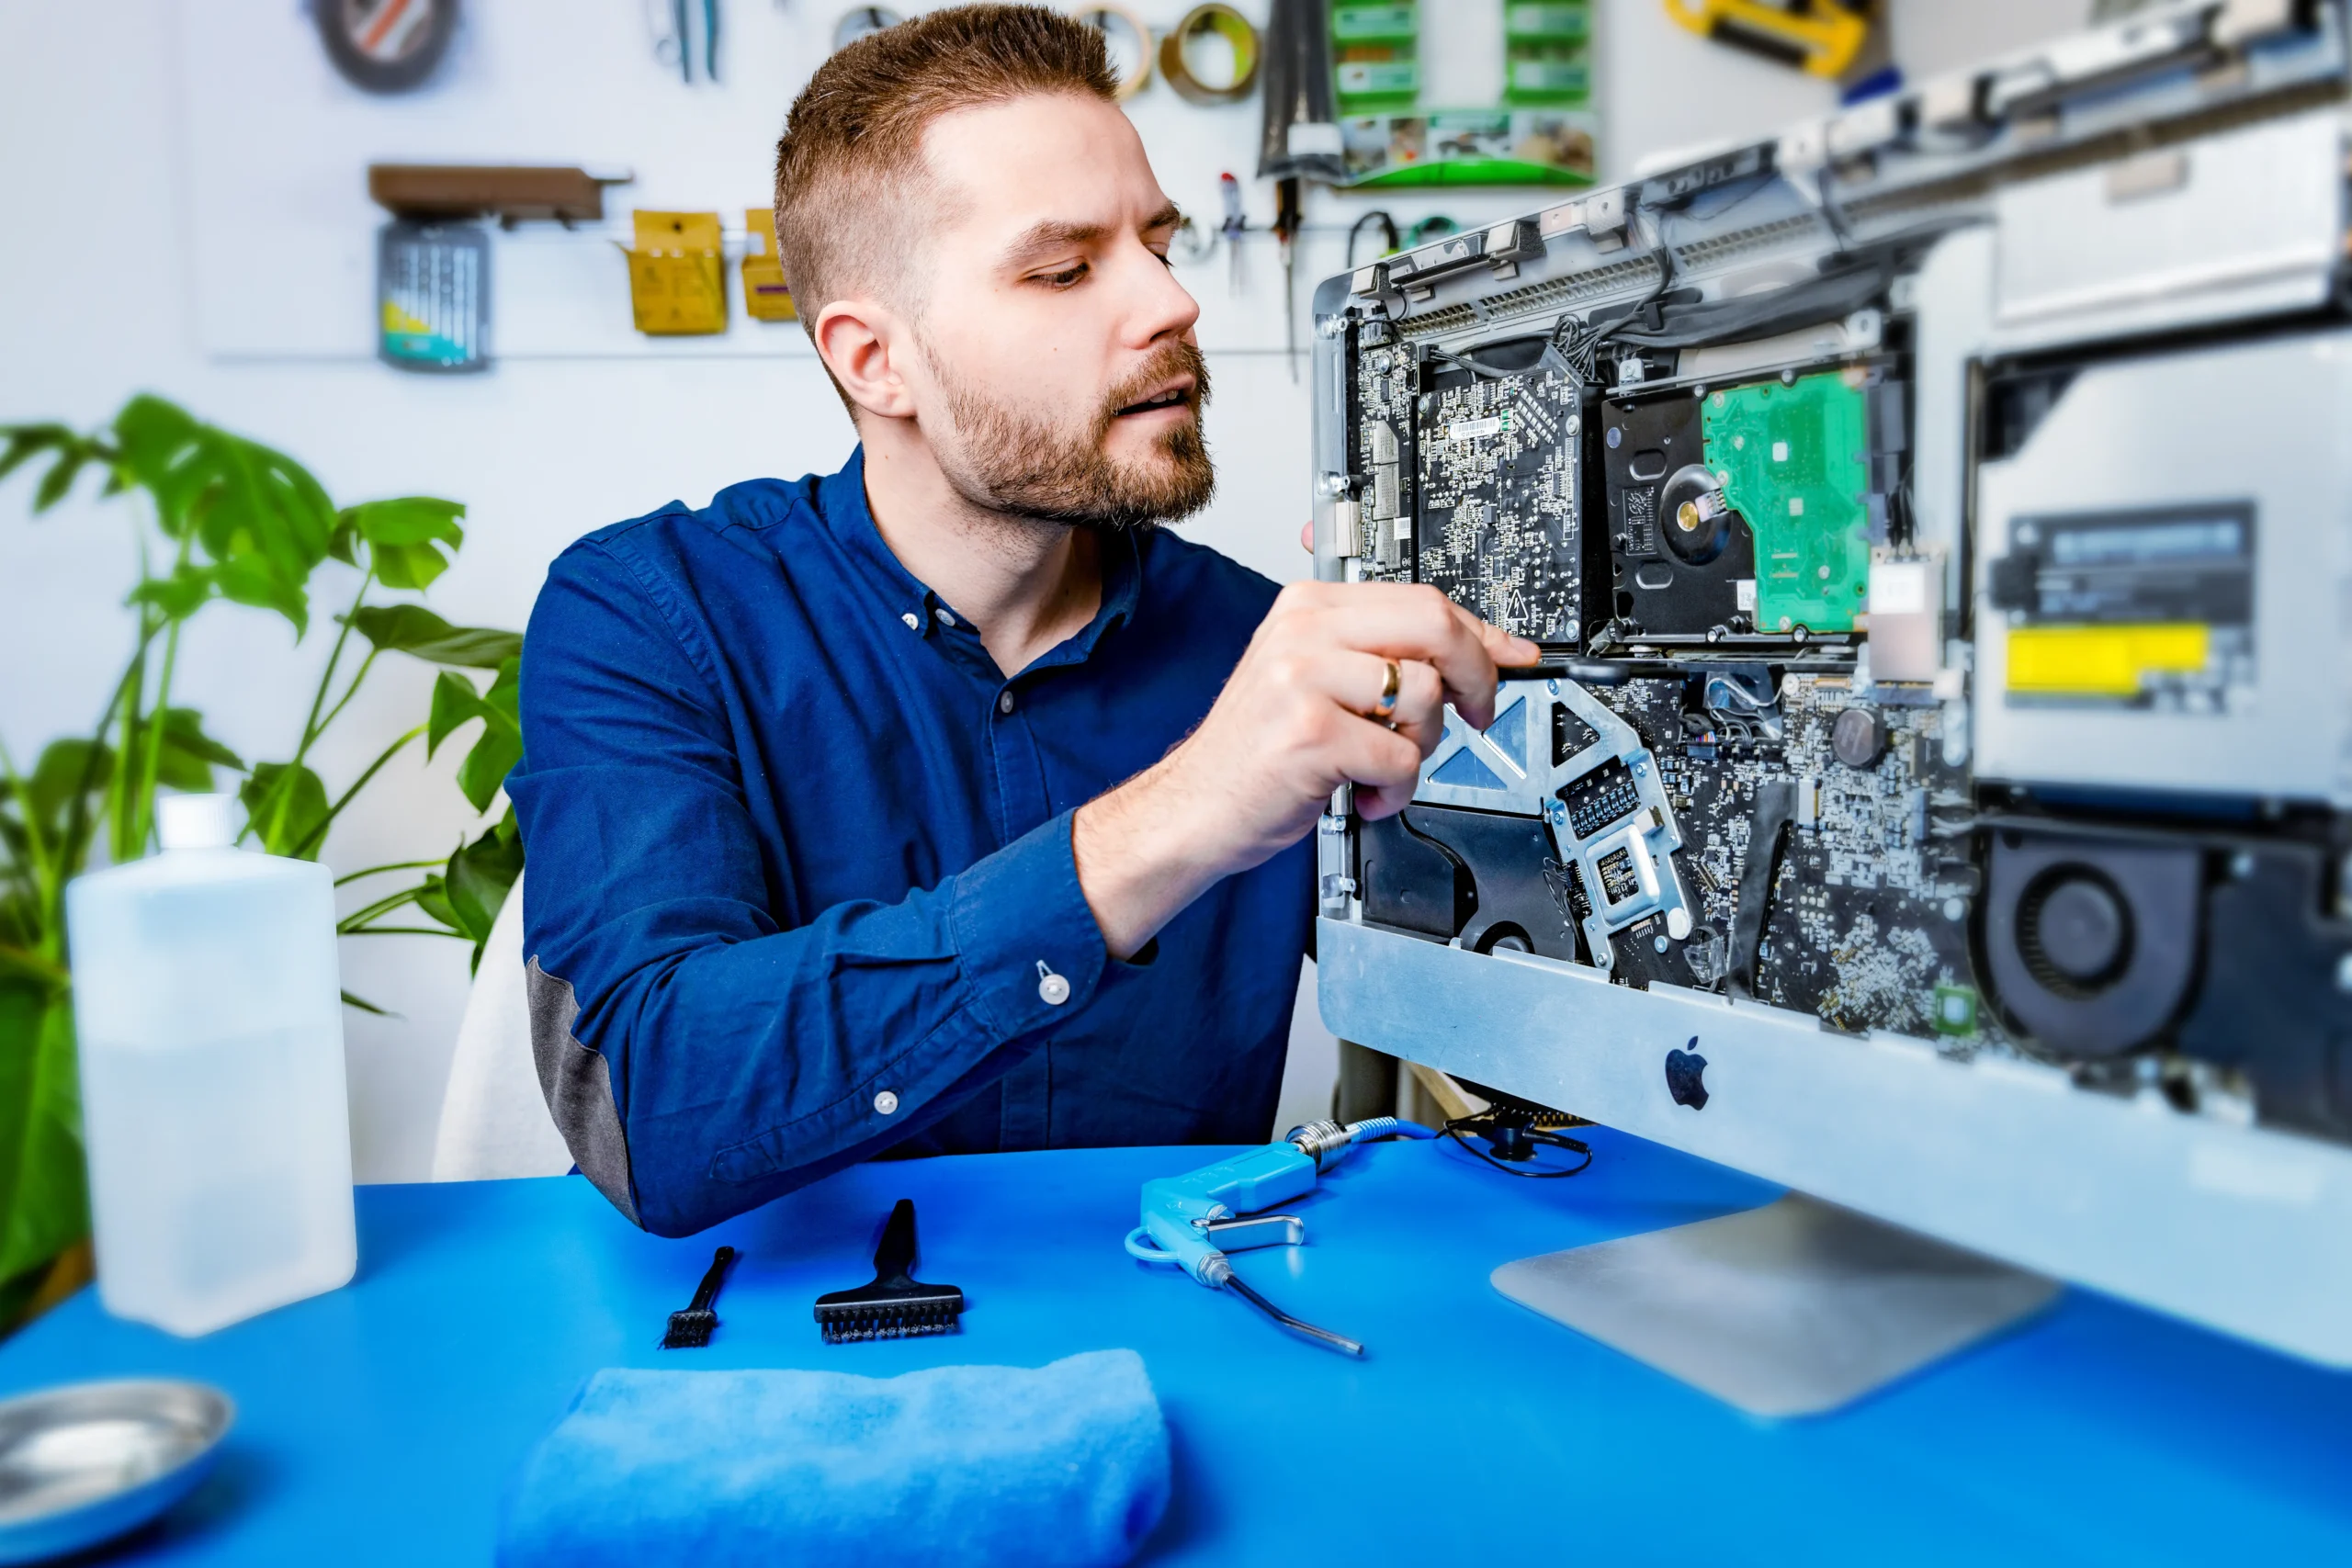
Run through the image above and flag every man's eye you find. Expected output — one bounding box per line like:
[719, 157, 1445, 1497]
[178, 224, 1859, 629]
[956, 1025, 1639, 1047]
[1037, 263, 1089, 288]
[1150, 249, 1173, 270]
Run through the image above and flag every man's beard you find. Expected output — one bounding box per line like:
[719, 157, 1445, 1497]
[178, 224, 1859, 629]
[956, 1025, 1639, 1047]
[926, 339, 1216, 532]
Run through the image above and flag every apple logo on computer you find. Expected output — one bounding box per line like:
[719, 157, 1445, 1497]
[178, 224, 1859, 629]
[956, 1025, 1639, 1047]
[1666, 1039, 1709, 1110]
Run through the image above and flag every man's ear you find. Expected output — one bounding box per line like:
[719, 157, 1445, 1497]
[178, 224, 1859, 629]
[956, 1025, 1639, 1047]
[813, 298, 917, 423]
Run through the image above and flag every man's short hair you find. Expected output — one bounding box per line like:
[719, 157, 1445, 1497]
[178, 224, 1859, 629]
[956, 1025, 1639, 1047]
[772, 5, 1117, 371]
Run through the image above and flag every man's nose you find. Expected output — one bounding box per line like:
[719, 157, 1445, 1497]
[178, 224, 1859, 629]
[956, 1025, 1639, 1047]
[1122, 243, 1200, 347]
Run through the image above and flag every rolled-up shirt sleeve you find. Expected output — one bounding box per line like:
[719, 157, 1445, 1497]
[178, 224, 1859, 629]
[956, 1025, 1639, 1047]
[507, 539, 1118, 1236]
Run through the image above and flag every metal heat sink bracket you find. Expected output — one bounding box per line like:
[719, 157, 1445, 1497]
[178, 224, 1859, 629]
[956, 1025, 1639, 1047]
[1415, 677, 1692, 971]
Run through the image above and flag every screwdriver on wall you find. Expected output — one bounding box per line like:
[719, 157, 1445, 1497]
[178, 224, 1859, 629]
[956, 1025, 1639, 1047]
[1219, 172, 1246, 296]
[1273, 175, 1302, 381]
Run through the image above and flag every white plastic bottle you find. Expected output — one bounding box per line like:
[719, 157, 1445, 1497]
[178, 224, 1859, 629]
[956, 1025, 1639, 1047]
[65, 793, 356, 1336]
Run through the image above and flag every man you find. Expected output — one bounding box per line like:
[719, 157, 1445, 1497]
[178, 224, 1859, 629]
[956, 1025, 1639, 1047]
[509, 5, 1533, 1236]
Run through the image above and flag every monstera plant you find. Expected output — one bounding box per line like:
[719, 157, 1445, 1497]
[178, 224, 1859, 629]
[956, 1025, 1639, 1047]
[0, 396, 525, 1325]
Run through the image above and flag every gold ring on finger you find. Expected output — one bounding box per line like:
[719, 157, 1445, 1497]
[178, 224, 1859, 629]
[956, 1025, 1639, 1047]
[1375, 659, 1401, 717]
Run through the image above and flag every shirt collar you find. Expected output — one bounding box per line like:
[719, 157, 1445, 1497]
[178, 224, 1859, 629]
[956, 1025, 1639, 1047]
[815, 446, 1143, 673]
[1035, 527, 1140, 671]
[814, 447, 940, 631]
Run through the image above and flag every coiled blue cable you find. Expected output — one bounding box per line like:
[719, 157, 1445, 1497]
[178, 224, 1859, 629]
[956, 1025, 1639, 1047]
[1345, 1117, 1437, 1141]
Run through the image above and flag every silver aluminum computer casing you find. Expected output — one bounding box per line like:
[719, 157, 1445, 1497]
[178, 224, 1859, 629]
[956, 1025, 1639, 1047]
[1306, 0, 2352, 1369]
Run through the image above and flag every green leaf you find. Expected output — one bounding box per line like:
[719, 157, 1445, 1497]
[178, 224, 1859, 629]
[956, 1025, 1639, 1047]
[210, 553, 309, 635]
[452, 660, 523, 814]
[27, 740, 114, 833]
[204, 436, 334, 588]
[0, 947, 67, 991]
[0, 987, 89, 1291]
[425, 669, 490, 756]
[156, 707, 243, 778]
[343, 496, 465, 547]
[0, 821, 30, 881]
[443, 811, 524, 951]
[0, 427, 92, 513]
[456, 729, 523, 815]
[107, 396, 334, 634]
[340, 990, 393, 1017]
[413, 874, 458, 931]
[10, 740, 108, 901]
[121, 710, 243, 798]
[108, 396, 207, 536]
[369, 542, 447, 592]
[125, 563, 215, 621]
[344, 497, 464, 591]
[0, 425, 74, 488]
[346, 605, 522, 670]
[241, 761, 330, 861]
[31, 451, 87, 513]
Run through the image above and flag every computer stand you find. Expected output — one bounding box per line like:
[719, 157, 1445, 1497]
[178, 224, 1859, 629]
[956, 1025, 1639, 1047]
[1490, 1193, 2063, 1416]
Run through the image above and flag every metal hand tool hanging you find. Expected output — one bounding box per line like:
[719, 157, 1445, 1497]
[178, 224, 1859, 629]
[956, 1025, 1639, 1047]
[1257, 0, 1341, 381]
[649, 0, 721, 82]
[1218, 172, 1247, 297]
[1273, 176, 1302, 381]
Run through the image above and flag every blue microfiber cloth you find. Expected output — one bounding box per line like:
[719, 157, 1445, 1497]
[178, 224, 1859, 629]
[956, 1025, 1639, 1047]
[495, 1349, 1170, 1568]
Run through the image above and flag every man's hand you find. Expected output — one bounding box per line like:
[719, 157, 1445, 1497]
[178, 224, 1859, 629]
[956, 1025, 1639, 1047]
[1073, 581, 1537, 958]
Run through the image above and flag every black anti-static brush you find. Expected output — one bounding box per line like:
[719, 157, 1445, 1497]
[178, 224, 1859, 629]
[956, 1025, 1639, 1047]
[814, 1198, 965, 1344]
[661, 1246, 737, 1349]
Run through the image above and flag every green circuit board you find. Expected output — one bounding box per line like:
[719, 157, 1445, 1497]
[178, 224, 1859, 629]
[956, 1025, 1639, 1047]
[1702, 370, 1872, 635]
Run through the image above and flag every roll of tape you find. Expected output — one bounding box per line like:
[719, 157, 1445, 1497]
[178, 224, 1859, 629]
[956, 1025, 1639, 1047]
[1159, 3, 1260, 106]
[1073, 5, 1153, 100]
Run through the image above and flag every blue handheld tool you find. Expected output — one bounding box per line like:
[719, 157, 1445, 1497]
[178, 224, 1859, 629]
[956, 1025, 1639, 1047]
[1124, 1117, 1434, 1356]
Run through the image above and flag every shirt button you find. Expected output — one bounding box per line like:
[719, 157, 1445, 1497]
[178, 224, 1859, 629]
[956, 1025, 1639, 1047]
[934, 607, 957, 627]
[874, 1089, 900, 1115]
[900, 612, 920, 631]
[1036, 963, 1070, 1006]
[998, 690, 1016, 716]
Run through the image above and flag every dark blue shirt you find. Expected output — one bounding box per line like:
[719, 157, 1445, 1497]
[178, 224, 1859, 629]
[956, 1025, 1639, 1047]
[508, 450, 1313, 1236]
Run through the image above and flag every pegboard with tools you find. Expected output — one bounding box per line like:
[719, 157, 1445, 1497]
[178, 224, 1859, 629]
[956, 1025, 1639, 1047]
[180, 0, 1582, 363]
[180, 1, 1843, 364]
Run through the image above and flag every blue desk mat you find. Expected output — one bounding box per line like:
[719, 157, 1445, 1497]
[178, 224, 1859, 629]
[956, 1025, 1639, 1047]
[0, 1132, 2345, 1563]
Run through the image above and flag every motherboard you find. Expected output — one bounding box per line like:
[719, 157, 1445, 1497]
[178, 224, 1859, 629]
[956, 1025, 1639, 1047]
[1349, 334, 1584, 642]
[1362, 666, 1984, 1043]
[1589, 674, 1978, 1042]
[1337, 291, 1996, 1054]
[1325, 163, 2352, 1145]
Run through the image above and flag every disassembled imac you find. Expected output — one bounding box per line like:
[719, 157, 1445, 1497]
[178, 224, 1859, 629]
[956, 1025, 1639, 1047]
[1307, 0, 2352, 1387]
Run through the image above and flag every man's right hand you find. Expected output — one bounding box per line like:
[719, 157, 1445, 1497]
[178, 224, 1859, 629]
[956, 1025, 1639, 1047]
[1072, 581, 1537, 959]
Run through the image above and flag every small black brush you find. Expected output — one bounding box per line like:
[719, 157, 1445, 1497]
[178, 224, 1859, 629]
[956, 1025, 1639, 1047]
[814, 1199, 965, 1344]
[661, 1245, 737, 1348]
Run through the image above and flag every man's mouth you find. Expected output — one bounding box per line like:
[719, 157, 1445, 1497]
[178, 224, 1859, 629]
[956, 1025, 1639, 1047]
[1114, 382, 1195, 418]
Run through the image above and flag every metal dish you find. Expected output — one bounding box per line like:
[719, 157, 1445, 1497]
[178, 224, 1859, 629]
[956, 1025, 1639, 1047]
[0, 1380, 232, 1563]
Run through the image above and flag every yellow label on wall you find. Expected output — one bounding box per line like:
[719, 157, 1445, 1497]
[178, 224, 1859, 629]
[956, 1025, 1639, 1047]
[2005, 623, 2211, 696]
[626, 210, 727, 335]
[741, 207, 797, 322]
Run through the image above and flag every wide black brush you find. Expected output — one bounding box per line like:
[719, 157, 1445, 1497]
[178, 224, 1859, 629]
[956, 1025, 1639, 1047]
[813, 1199, 964, 1344]
[662, 1245, 738, 1349]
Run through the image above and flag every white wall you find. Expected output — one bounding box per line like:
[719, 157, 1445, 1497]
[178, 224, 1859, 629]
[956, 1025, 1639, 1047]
[0, 1, 2080, 1179]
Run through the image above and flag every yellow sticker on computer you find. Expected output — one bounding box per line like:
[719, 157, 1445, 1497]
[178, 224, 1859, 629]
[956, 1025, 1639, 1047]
[2005, 623, 2210, 697]
[626, 211, 727, 335]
